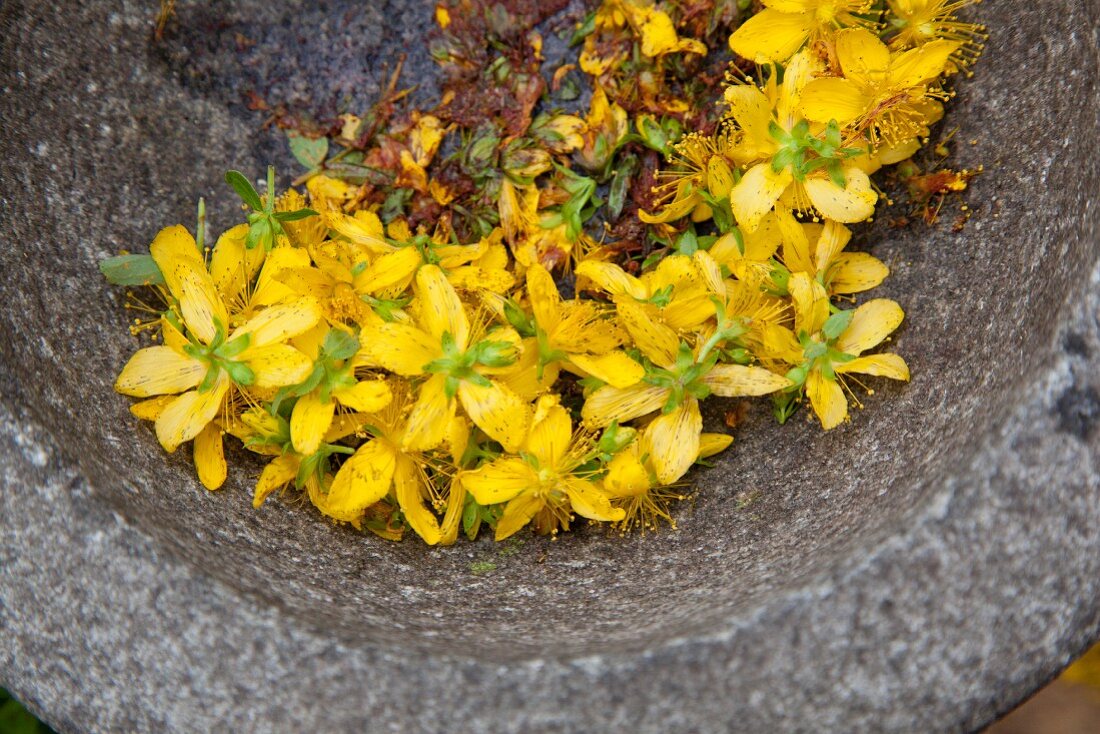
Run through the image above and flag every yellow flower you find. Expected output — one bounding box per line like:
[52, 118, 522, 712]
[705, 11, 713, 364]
[576, 85, 629, 172]
[247, 410, 368, 507]
[776, 214, 890, 295]
[285, 329, 393, 457]
[604, 427, 732, 531]
[210, 230, 312, 325]
[525, 263, 643, 389]
[723, 51, 878, 231]
[115, 225, 321, 487]
[781, 272, 910, 429]
[460, 395, 625, 540]
[885, 0, 986, 72]
[576, 254, 713, 333]
[728, 0, 875, 63]
[358, 265, 530, 452]
[317, 384, 454, 544]
[581, 320, 789, 484]
[800, 28, 960, 147]
[639, 133, 735, 224]
[610, 0, 707, 59]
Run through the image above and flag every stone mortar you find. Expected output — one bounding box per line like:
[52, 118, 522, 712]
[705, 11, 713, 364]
[1, 1, 1098, 732]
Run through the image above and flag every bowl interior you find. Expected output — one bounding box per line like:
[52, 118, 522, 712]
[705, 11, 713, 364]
[2, 0, 1094, 663]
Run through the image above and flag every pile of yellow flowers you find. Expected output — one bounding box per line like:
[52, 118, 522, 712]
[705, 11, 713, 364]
[103, 0, 983, 544]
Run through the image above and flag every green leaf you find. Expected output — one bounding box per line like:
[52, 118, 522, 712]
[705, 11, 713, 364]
[225, 170, 263, 211]
[608, 155, 638, 220]
[569, 11, 596, 45]
[822, 310, 854, 341]
[273, 208, 319, 222]
[99, 254, 165, 286]
[323, 329, 361, 361]
[288, 132, 329, 170]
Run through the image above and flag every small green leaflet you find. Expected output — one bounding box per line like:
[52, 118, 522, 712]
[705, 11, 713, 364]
[288, 132, 329, 171]
[822, 310, 854, 341]
[98, 254, 165, 286]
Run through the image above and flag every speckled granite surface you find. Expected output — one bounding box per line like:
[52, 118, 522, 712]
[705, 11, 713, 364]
[1, 1, 1098, 731]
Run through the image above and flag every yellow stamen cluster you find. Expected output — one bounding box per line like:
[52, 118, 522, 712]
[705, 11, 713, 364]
[105, 0, 982, 543]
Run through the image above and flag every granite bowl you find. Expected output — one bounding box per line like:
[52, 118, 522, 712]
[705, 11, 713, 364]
[2, 1, 1099, 732]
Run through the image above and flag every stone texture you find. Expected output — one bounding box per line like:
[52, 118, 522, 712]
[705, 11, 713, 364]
[1, 1, 1098, 731]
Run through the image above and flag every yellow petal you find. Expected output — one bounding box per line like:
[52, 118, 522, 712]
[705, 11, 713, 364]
[707, 155, 734, 200]
[445, 265, 516, 294]
[835, 353, 910, 380]
[813, 220, 853, 274]
[643, 399, 702, 485]
[233, 297, 323, 350]
[698, 433, 733, 459]
[115, 346, 206, 398]
[394, 454, 442, 545]
[760, 323, 803, 364]
[604, 449, 651, 498]
[333, 379, 393, 413]
[702, 364, 791, 397]
[251, 246, 313, 308]
[155, 377, 229, 452]
[290, 392, 336, 456]
[245, 344, 314, 389]
[804, 168, 878, 223]
[615, 299, 679, 367]
[788, 272, 830, 335]
[800, 77, 870, 126]
[836, 299, 905, 355]
[457, 379, 530, 453]
[494, 491, 543, 541]
[360, 322, 440, 375]
[565, 478, 625, 522]
[326, 210, 394, 255]
[526, 263, 562, 334]
[829, 252, 889, 294]
[446, 416, 470, 466]
[523, 400, 572, 469]
[462, 458, 538, 505]
[730, 163, 793, 233]
[130, 395, 177, 421]
[728, 8, 813, 63]
[149, 224, 203, 298]
[806, 369, 848, 430]
[415, 264, 470, 349]
[889, 39, 961, 89]
[497, 339, 559, 400]
[209, 223, 264, 303]
[438, 477, 467, 546]
[193, 422, 227, 490]
[252, 454, 299, 508]
[835, 28, 891, 86]
[725, 94, 775, 166]
[177, 265, 228, 345]
[326, 413, 371, 442]
[691, 251, 725, 296]
[775, 210, 815, 277]
[401, 374, 455, 452]
[325, 440, 396, 522]
[354, 246, 421, 296]
[567, 351, 645, 389]
[575, 260, 648, 300]
[581, 383, 669, 426]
